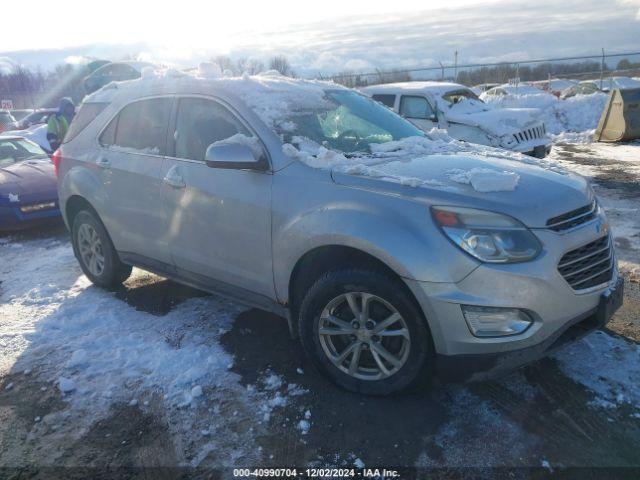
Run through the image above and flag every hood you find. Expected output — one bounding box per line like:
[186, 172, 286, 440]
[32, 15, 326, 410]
[446, 107, 542, 136]
[0, 159, 57, 204]
[331, 152, 591, 229]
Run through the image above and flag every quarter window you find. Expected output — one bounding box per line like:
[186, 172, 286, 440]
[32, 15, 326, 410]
[173, 97, 250, 162]
[371, 94, 396, 108]
[399, 96, 435, 120]
[99, 97, 171, 155]
[64, 102, 108, 143]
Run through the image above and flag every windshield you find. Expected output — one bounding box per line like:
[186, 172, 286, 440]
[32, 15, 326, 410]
[441, 89, 487, 113]
[0, 112, 16, 123]
[0, 139, 48, 167]
[441, 89, 482, 105]
[280, 90, 424, 154]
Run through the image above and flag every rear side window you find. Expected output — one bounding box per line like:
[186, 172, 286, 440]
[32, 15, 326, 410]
[64, 102, 108, 143]
[100, 97, 171, 155]
[173, 97, 250, 161]
[399, 96, 435, 119]
[371, 94, 396, 108]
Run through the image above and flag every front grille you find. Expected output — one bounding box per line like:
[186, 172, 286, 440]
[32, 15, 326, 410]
[558, 236, 613, 290]
[546, 201, 597, 232]
[512, 125, 545, 144]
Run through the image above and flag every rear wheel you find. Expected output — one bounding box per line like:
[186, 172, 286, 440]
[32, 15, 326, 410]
[298, 269, 433, 395]
[71, 210, 132, 288]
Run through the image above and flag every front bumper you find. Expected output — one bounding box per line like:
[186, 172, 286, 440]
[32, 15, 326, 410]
[0, 203, 62, 231]
[435, 293, 615, 382]
[523, 144, 552, 158]
[404, 216, 620, 379]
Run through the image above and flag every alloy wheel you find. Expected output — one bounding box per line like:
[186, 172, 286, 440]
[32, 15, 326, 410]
[318, 292, 411, 381]
[77, 223, 105, 277]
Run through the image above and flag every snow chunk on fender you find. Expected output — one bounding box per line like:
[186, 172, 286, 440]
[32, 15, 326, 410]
[58, 377, 75, 393]
[447, 168, 520, 192]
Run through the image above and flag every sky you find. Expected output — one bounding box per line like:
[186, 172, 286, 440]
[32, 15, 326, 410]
[1, 0, 639, 76]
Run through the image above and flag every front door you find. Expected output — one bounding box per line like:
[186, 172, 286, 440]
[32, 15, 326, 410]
[160, 96, 274, 298]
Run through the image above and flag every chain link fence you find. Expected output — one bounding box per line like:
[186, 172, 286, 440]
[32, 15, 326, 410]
[321, 50, 640, 88]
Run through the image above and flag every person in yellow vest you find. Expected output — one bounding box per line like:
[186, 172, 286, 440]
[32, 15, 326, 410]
[47, 97, 75, 151]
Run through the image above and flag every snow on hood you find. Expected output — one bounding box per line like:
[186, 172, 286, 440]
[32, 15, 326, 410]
[446, 106, 542, 136]
[284, 128, 577, 198]
[447, 168, 519, 192]
[482, 92, 608, 134]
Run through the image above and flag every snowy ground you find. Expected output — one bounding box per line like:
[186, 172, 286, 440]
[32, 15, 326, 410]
[1, 141, 640, 476]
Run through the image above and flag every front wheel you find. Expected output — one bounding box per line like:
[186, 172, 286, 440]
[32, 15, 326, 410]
[298, 269, 433, 395]
[71, 210, 132, 288]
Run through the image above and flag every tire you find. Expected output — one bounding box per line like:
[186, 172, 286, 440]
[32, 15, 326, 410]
[71, 210, 132, 288]
[298, 268, 433, 395]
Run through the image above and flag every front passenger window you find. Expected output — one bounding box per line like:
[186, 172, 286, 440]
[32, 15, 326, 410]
[174, 98, 250, 162]
[399, 96, 435, 120]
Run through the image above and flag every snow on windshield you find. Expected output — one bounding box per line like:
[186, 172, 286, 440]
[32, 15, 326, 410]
[229, 76, 424, 154]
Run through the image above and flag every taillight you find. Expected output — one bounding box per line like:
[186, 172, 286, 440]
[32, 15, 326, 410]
[52, 149, 62, 177]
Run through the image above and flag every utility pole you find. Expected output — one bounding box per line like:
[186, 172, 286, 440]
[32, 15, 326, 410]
[454, 51, 458, 82]
[439, 61, 444, 80]
[600, 48, 605, 90]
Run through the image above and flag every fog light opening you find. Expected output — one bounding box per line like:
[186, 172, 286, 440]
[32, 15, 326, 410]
[462, 306, 533, 337]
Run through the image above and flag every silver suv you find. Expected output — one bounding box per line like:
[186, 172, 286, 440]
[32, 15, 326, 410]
[57, 73, 623, 395]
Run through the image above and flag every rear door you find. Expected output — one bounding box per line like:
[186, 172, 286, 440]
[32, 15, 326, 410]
[160, 96, 274, 298]
[96, 97, 173, 265]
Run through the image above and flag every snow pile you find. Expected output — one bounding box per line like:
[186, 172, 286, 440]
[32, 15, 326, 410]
[482, 93, 607, 135]
[197, 62, 222, 79]
[554, 330, 640, 414]
[0, 237, 306, 466]
[447, 167, 520, 192]
[256, 373, 308, 422]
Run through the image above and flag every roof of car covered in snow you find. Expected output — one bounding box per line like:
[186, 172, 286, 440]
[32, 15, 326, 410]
[84, 68, 346, 103]
[361, 81, 472, 96]
[83, 68, 350, 131]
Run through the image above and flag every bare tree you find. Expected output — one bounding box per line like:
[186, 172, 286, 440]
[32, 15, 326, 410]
[269, 56, 294, 77]
[237, 57, 265, 75]
[212, 55, 235, 75]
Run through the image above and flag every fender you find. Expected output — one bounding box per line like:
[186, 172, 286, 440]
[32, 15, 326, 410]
[58, 162, 108, 227]
[271, 174, 479, 304]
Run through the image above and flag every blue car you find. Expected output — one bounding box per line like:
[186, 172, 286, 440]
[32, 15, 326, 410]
[0, 136, 61, 231]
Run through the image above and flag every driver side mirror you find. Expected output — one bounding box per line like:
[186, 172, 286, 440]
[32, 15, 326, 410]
[204, 142, 268, 171]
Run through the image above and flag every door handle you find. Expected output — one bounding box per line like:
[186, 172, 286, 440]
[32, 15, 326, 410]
[96, 157, 111, 169]
[163, 167, 186, 189]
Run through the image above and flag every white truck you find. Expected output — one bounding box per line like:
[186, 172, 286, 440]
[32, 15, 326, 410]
[362, 82, 551, 158]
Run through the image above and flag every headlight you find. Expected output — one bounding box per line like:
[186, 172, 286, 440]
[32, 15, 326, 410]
[499, 134, 517, 148]
[431, 206, 542, 263]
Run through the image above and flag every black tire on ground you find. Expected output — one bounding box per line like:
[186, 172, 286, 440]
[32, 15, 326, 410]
[298, 268, 434, 395]
[71, 210, 132, 288]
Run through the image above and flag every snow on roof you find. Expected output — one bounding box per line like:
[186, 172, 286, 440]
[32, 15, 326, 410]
[83, 69, 347, 131]
[362, 81, 470, 96]
[489, 84, 547, 95]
